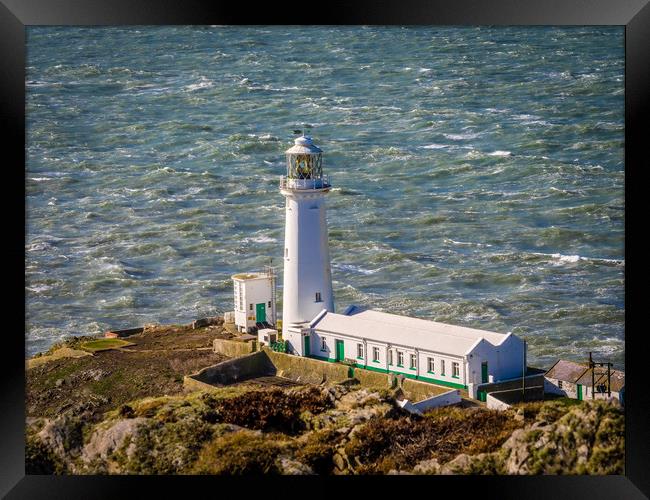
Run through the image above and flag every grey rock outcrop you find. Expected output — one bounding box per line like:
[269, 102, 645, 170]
[82, 417, 149, 463]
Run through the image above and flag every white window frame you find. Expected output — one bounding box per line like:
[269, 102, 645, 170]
[410, 354, 417, 370]
[388, 349, 393, 365]
[357, 343, 363, 359]
[397, 350, 404, 367]
[452, 362, 460, 378]
[441, 359, 446, 376]
[321, 337, 327, 351]
[427, 357, 435, 373]
[373, 347, 380, 363]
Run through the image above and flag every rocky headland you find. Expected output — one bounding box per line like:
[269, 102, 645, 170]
[26, 323, 624, 475]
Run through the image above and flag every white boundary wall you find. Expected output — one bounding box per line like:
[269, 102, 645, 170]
[397, 389, 462, 415]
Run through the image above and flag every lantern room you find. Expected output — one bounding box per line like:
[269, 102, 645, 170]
[281, 136, 330, 190]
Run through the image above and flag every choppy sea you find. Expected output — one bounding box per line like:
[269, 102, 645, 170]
[26, 26, 624, 369]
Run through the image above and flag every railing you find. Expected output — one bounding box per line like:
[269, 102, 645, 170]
[280, 175, 331, 191]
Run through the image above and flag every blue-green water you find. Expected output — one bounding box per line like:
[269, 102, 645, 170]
[26, 26, 624, 369]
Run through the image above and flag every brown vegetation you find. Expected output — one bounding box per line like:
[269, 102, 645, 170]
[345, 406, 522, 473]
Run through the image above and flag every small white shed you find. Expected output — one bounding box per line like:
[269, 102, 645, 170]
[232, 269, 276, 333]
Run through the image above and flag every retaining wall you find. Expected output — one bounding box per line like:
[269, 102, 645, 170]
[352, 366, 397, 389]
[189, 351, 274, 386]
[188, 347, 469, 403]
[402, 377, 464, 401]
[213, 338, 257, 357]
[486, 385, 545, 410]
[477, 373, 545, 395]
[264, 349, 350, 385]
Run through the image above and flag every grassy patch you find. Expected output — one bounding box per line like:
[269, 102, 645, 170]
[80, 339, 133, 352]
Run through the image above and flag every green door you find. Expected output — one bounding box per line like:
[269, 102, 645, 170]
[255, 303, 266, 323]
[335, 340, 345, 361]
[577, 384, 583, 401]
[304, 336, 310, 356]
[481, 362, 489, 384]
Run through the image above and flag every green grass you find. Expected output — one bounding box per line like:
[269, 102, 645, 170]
[547, 396, 584, 408]
[80, 338, 133, 352]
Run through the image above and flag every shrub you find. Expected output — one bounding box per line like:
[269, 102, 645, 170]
[207, 388, 332, 434]
[192, 432, 291, 475]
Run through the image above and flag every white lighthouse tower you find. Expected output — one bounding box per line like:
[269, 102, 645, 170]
[280, 135, 335, 355]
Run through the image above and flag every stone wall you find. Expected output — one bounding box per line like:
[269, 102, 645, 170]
[213, 338, 257, 357]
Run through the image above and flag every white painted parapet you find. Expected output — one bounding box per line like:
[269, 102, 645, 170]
[397, 389, 462, 415]
[486, 393, 512, 411]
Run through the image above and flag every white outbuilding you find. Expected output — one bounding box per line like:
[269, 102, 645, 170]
[232, 269, 277, 333]
[285, 305, 526, 399]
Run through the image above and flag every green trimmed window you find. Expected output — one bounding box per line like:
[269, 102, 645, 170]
[357, 343, 364, 359]
[373, 347, 380, 363]
[410, 354, 417, 370]
[452, 362, 460, 378]
[427, 357, 435, 373]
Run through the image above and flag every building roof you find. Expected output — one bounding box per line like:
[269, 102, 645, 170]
[310, 306, 513, 357]
[545, 359, 589, 383]
[576, 367, 625, 392]
[285, 136, 323, 155]
[231, 272, 268, 281]
[545, 359, 625, 391]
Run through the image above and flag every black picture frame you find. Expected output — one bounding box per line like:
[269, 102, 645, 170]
[3, 1, 648, 498]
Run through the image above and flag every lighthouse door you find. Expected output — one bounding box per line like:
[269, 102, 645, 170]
[255, 303, 266, 323]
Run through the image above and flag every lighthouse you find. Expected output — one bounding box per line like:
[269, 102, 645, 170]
[280, 135, 335, 355]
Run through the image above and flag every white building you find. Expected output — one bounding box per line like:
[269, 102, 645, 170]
[280, 136, 335, 330]
[232, 270, 276, 333]
[285, 305, 526, 399]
